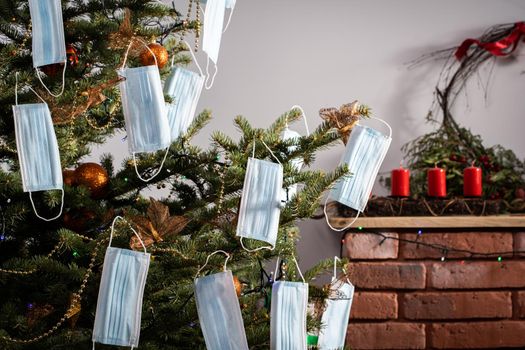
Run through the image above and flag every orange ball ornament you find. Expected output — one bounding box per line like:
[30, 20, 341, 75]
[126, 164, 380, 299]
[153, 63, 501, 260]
[139, 43, 169, 69]
[74, 163, 109, 198]
[233, 276, 242, 297]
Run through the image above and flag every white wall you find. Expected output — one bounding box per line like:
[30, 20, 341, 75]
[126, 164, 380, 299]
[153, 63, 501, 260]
[93, 0, 525, 269]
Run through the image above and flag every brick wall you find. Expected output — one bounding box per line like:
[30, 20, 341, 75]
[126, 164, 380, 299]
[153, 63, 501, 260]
[342, 229, 525, 349]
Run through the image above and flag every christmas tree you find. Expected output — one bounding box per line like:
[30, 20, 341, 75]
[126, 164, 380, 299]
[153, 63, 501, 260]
[0, 1, 347, 348]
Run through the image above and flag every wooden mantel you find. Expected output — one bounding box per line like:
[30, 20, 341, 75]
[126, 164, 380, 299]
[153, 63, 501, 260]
[327, 215, 525, 229]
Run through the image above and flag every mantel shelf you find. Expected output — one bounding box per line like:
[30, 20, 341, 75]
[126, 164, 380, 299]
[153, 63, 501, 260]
[327, 215, 525, 229]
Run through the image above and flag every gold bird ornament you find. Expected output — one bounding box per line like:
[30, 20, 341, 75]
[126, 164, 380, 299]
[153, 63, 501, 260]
[319, 100, 371, 145]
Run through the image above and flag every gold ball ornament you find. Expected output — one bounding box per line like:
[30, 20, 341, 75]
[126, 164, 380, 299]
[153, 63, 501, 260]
[74, 163, 109, 199]
[139, 43, 169, 68]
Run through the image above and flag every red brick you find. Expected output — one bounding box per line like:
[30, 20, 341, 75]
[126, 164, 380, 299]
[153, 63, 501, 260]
[515, 232, 525, 256]
[347, 322, 425, 349]
[351, 292, 398, 319]
[347, 262, 426, 289]
[402, 292, 511, 320]
[517, 291, 525, 318]
[343, 232, 398, 259]
[400, 232, 512, 259]
[430, 321, 525, 348]
[429, 261, 525, 289]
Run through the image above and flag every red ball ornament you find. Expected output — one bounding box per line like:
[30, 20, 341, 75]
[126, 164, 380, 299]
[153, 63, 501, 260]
[40, 63, 63, 77]
[66, 44, 79, 67]
[63, 169, 76, 187]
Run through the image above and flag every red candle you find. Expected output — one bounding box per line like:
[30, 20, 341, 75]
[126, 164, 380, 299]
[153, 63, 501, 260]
[463, 166, 482, 197]
[427, 166, 447, 197]
[391, 166, 410, 197]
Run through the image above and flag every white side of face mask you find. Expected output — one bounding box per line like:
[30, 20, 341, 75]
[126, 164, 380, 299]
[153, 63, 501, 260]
[317, 281, 355, 350]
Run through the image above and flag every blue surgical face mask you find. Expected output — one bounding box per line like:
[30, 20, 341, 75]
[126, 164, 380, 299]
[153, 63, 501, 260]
[194, 251, 249, 350]
[201, 0, 236, 89]
[325, 118, 392, 231]
[237, 141, 283, 251]
[317, 257, 355, 350]
[13, 79, 64, 221]
[28, 0, 67, 97]
[164, 43, 204, 141]
[28, 0, 66, 68]
[202, 0, 225, 65]
[119, 41, 171, 182]
[271, 256, 308, 350]
[93, 216, 150, 350]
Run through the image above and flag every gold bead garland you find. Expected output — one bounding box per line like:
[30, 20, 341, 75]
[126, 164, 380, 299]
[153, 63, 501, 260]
[0, 236, 107, 344]
[0, 240, 63, 275]
[180, 0, 201, 51]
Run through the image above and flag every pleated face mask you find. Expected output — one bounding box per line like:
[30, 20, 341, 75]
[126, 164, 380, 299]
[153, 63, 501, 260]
[280, 106, 310, 203]
[119, 40, 171, 182]
[236, 140, 283, 251]
[325, 117, 392, 231]
[93, 216, 150, 349]
[194, 251, 249, 350]
[28, 0, 66, 67]
[201, 0, 235, 89]
[28, 0, 67, 97]
[164, 42, 204, 141]
[317, 257, 355, 350]
[12, 76, 64, 221]
[271, 256, 308, 350]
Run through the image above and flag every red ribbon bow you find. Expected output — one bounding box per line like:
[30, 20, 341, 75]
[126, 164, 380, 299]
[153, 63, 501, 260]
[455, 22, 525, 60]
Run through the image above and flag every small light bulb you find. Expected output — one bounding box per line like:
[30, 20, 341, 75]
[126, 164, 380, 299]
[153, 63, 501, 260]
[357, 226, 363, 231]
[417, 229, 422, 235]
[441, 256, 445, 262]
[497, 256, 502, 262]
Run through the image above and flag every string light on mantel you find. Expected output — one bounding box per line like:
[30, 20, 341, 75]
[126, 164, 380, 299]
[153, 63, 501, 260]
[342, 228, 525, 262]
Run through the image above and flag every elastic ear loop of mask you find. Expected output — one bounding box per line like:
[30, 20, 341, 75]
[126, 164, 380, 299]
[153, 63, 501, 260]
[121, 39, 171, 183]
[289, 105, 310, 136]
[199, 4, 219, 90]
[204, 57, 218, 90]
[240, 138, 283, 252]
[109, 215, 147, 254]
[35, 59, 67, 98]
[172, 40, 204, 77]
[16, 73, 65, 221]
[195, 250, 231, 279]
[93, 216, 146, 350]
[223, 5, 235, 33]
[273, 255, 305, 283]
[324, 116, 392, 232]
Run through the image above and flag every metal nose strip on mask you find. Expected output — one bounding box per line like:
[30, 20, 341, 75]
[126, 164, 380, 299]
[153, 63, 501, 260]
[324, 117, 392, 232]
